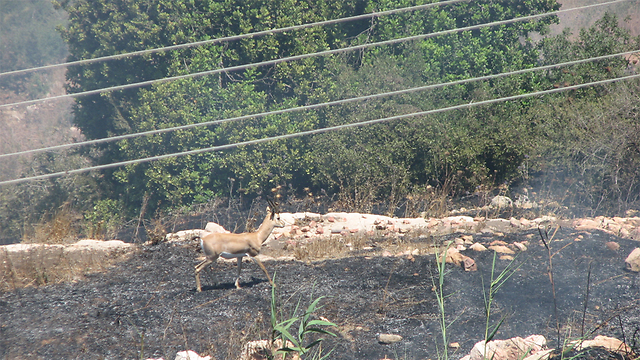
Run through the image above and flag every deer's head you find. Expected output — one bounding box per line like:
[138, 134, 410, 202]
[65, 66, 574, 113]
[267, 199, 285, 228]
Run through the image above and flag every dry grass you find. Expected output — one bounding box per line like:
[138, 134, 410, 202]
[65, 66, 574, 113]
[286, 230, 437, 262]
[292, 235, 365, 261]
[22, 203, 84, 244]
[0, 245, 132, 291]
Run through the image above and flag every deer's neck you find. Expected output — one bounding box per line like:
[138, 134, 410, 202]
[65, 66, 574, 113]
[255, 213, 275, 245]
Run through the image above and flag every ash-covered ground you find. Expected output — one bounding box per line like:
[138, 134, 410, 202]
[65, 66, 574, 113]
[1, 227, 639, 360]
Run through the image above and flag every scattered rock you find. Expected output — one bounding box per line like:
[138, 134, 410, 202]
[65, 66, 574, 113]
[463, 256, 477, 271]
[605, 241, 620, 251]
[513, 242, 527, 251]
[574, 219, 601, 231]
[444, 247, 477, 271]
[488, 245, 515, 254]
[461, 235, 474, 244]
[377, 333, 403, 344]
[470, 243, 487, 252]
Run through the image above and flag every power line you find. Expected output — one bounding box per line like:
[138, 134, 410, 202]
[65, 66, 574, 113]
[1, 49, 637, 160]
[0, 0, 468, 78]
[2, 72, 639, 187]
[0, 0, 631, 111]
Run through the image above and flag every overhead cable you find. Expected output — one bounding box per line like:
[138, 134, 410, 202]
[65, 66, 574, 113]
[0, 0, 631, 110]
[2, 72, 639, 187]
[1, 49, 637, 160]
[0, 0, 468, 78]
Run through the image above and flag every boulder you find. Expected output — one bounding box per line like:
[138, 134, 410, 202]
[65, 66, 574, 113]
[464, 335, 547, 360]
[625, 248, 640, 272]
[570, 335, 633, 356]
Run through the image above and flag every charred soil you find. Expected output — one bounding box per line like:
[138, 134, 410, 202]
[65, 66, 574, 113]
[1, 227, 639, 360]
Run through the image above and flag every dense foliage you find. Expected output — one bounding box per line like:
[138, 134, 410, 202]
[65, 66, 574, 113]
[1, 0, 639, 242]
[56, 0, 564, 215]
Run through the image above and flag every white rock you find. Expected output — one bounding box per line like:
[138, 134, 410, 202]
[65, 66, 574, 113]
[443, 216, 475, 223]
[68, 239, 131, 251]
[491, 196, 513, 208]
[204, 222, 229, 234]
[175, 350, 211, 360]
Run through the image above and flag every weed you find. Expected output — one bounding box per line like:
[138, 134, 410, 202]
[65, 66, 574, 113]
[269, 274, 337, 360]
[539, 224, 562, 345]
[432, 240, 525, 360]
[432, 241, 455, 360]
[481, 251, 525, 357]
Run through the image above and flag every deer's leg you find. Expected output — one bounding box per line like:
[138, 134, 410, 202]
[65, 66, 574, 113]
[252, 256, 274, 287]
[235, 256, 244, 289]
[195, 258, 214, 292]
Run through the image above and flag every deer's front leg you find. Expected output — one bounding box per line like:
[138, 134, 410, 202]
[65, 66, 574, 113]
[195, 258, 213, 292]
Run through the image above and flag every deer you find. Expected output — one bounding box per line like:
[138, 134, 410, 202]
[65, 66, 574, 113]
[194, 200, 285, 292]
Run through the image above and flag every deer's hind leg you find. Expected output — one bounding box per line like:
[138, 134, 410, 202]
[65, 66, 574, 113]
[234, 256, 245, 289]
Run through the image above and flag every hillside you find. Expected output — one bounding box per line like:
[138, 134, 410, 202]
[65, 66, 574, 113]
[555, 0, 640, 37]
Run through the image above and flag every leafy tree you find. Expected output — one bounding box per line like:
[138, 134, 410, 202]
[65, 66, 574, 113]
[308, 0, 561, 206]
[525, 14, 640, 215]
[58, 0, 368, 214]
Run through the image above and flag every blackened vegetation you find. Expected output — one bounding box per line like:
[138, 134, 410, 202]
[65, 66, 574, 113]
[1, 228, 639, 360]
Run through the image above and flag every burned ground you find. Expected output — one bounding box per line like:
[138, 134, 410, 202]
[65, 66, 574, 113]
[1, 227, 639, 360]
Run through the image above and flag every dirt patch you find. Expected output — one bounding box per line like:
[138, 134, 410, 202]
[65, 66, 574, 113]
[1, 227, 639, 360]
